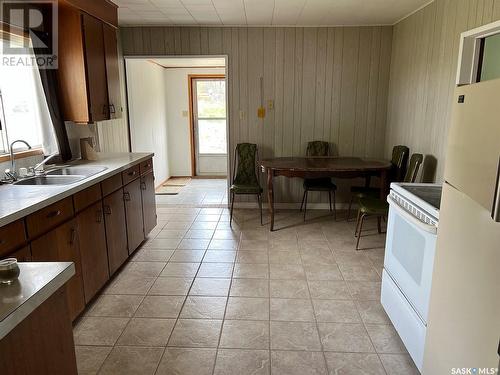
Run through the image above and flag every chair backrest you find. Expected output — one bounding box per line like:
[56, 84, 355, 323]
[391, 145, 410, 182]
[404, 153, 424, 183]
[306, 141, 330, 156]
[232, 143, 259, 186]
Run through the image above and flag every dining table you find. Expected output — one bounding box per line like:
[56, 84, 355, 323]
[260, 157, 393, 231]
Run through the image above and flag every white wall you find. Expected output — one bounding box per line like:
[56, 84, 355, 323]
[126, 59, 169, 185]
[164, 67, 225, 176]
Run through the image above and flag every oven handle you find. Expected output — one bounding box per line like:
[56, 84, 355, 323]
[387, 196, 438, 235]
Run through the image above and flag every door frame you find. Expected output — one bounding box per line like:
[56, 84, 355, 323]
[188, 74, 226, 177]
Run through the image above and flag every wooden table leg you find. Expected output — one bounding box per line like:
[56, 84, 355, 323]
[267, 169, 275, 231]
[380, 169, 388, 199]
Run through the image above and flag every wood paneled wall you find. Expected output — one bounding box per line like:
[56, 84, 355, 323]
[386, 0, 500, 182]
[120, 26, 393, 203]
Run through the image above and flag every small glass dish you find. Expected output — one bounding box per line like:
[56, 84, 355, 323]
[0, 258, 20, 284]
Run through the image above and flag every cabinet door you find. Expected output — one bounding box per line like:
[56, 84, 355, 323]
[103, 188, 128, 275]
[124, 179, 144, 254]
[31, 220, 85, 321]
[77, 201, 109, 302]
[103, 23, 122, 119]
[9, 246, 31, 262]
[141, 172, 157, 236]
[82, 13, 109, 122]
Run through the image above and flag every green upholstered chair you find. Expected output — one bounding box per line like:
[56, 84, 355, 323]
[347, 145, 410, 220]
[230, 143, 263, 226]
[354, 153, 423, 250]
[300, 141, 337, 221]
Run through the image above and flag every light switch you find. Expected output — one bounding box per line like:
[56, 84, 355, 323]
[182, 110, 189, 117]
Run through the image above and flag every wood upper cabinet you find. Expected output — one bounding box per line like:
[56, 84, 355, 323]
[76, 201, 109, 303]
[57, 1, 121, 123]
[123, 179, 144, 254]
[31, 219, 85, 321]
[141, 171, 157, 236]
[103, 188, 128, 275]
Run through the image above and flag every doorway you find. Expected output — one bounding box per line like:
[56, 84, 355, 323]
[189, 75, 227, 176]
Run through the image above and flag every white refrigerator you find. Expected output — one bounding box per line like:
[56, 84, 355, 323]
[422, 77, 500, 373]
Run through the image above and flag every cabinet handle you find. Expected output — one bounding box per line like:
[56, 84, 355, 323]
[104, 205, 112, 215]
[123, 192, 131, 201]
[47, 210, 61, 218]
[102, 104, 108, 116]
[96, 209, 103, 223]
[140, 181, 146, 190]
[128, 170, 137, 177]
[70, 228, 77, 246]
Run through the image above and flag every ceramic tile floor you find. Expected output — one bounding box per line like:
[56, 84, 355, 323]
[73, 206, 419, 375]
[155, 179, 228, 206]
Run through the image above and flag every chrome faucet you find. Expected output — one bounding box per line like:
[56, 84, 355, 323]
[32, 152, 58, 175]
[4, 140, 31, 180]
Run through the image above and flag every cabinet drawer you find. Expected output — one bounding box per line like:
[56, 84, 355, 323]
[122, 164, 140, 185]
[101, 173, 122, 196]
[73, 184, 102, 213]
[9, 246, 32, 262]
[140, 158, 153, 175]
[0, 220, 27, 258]
[26, 198, 74, 239]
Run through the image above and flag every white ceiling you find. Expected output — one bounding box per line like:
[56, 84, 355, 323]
[148, 57, 226, 67]
[115, 0, 432, 27]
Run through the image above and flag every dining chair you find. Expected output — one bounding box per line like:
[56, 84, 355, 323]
[346, 145, 409, 221]
[300, 141, 337, 221]
[354, 153, 423, 250]
[230, 143, 263, 226]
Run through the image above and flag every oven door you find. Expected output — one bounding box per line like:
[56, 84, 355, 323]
[384, 196, 438, 323]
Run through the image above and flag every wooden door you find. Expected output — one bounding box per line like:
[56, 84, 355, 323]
[103, 188, 128, 275]
[31, 220, 85, 321]
[103, 23, 121, 119]
[141, 171, 157, 236]
[82, 13, 109, 121]
[124, 179, 144, 254]
[76, 201, 109, 303]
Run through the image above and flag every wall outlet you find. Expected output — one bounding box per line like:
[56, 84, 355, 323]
[182, 110, 189, 117]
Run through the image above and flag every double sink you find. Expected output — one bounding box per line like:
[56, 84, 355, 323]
[14, 166, 108, 186]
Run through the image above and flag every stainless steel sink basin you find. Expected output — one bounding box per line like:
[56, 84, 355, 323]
[14, 175, 86, 186]
[46, 166, 107, 177]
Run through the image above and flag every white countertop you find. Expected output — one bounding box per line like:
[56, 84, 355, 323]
[0, 262, 75, 340]
[0, 152, 153, 227]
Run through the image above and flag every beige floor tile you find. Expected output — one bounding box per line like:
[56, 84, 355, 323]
[117, 318, 175, 346]
[324, 352, 386, 375]
[230, 278, 269, 297]
[225, 297, 270, 320]
[239, 239, 268, 250]
[87, 295, 142, 317]
[233, 263, 269, 279]
[356, 300, 391, 324]
[155, 229, 187, 239]
[312, 300, 361, 323]
[346, 281, 382, 300]
[271, 350, 327, 375]
[161, 262, 200, 277]
[300, 249, 336, 265]
[214, 349, 270, 375]
[191, 221, 218, 230]
[333, 251, 373, 266]
[317, 323, 374, 353]
[270, 264, 306, 280]
[74, 317, 129, 346]
[135, 295, 185, 318]
[164, 222, 192, 230]
[271, 298, 315, 322]
[219, 320, 269, 349]
[212, 230, 240, 240]
[209, 239, 239, 250]
[269, 240, 299, 251]
[120, 261, 166, 278]
[132, 249, 174, 262]
[104, 275, 156, 295]
[99, 346, 163, 375]
[379, 354, 419, 375]
[145, 238, 182, 249]
[189, 278, 231, 296]
[185, 229, 215, 239]
[339, 264, 381, 281]
[180, 296, 227, 319]
[148, 277, 193, 296]
[203, 250, 236, 262]
[236, 250, 269, 264]
[197, 262, 234, 277]
[307, 280, 352, 300]
[269, 251, 302, 265]
[365, 324, 407, 353]
[270, 279, 310, 299]
[168, 319, 222, 347]
[75, 345, 112, 375]
[240, 229, 269, 240]
[156, 348, 216, 375]
[304, 264, 343, 281]
[270, 321, 322, 351]
[178, 238, 210, 250]
[170, 250, 206, 262]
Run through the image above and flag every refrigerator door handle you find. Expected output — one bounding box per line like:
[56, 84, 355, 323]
[491, 157, 500, 222]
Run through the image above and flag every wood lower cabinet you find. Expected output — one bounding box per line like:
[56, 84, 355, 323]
[76, 201, 109, 303]
[31, 220, 85, 321]
[103, 189, 128, 275]
[123, 178, 144, 254]
[141, 171, 157, 236]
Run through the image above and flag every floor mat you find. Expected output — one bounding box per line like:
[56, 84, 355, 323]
[156, 185, 184, 195]
[163, 177, 191, 186]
